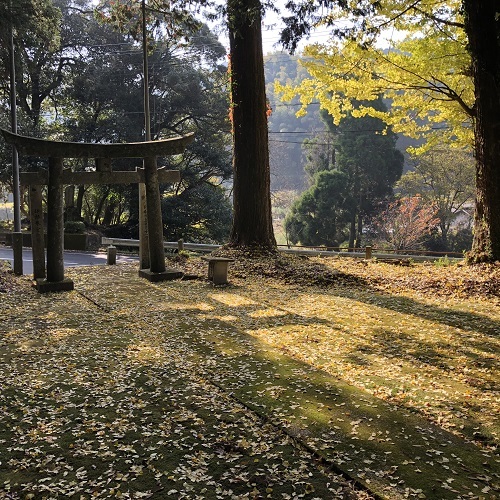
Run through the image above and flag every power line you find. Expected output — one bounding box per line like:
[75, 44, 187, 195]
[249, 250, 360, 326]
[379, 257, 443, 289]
[269, 130, 328, 134]
[270, 101, 321, 107]
[270, 139, 327, 145]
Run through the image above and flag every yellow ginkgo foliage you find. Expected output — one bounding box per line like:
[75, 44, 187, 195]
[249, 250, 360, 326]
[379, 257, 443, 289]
[276, 1, 473, 154]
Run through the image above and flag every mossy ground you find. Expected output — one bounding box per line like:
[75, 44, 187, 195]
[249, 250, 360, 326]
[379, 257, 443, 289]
[0, 255, 498, 499]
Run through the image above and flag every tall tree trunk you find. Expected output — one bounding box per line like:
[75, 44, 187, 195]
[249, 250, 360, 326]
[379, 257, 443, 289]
[348, 213, 356, 251]
[76, 185, 85, 220]
[440, 221, 450, 250]
[92, 187, 110, 225]
[227, 0, 276, 250]
[102, 200, 117, 226]
[356, 210, 363, 249]
[348, 170, 360, 251]
[463, 0, 500, 262]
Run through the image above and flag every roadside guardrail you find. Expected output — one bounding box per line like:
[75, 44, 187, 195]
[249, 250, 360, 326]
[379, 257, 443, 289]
[101, 237, 463, 263]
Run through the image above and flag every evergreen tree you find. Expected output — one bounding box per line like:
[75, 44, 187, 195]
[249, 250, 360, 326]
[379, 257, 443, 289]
[285, 169, 354, 247]
[161, 183, 232, 243]
[333, 100, 404, 248]
[288, 100, 403, 248]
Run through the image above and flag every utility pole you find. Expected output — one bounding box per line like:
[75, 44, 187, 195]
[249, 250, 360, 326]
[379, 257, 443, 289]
[9, 0, 23, 275]
[139, 0, 151, 270]
[142, 0, 151, 143]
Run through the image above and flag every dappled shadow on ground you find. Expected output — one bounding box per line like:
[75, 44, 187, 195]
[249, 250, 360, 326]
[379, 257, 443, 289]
[175, 255, 499, 416]
[181, 255, 499, 449]
[66, 264, 499, 498]
[2, 262, 499, 499]
[172, 252, 500, 338]
[341, 289, 500, 339]
[1, 273, 364, 499]
[196, 286, 499, 443]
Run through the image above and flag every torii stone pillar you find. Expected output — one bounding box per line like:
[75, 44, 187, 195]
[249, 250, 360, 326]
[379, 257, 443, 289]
[46, 157, 70, 288]
[1, 129, 194, 292]
[28, 184, 45, 279]
[141, 156, 165, 274]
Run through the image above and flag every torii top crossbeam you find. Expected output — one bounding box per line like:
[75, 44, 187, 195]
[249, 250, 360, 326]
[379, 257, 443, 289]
[1, 128, 194, 158]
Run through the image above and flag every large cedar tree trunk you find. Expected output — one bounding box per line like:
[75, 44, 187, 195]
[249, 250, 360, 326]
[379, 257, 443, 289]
[463, 0, 500, 262]
[227, 0, 276, 249]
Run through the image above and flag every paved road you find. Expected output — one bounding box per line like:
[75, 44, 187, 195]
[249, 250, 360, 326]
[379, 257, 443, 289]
[0, 245, 139, 276]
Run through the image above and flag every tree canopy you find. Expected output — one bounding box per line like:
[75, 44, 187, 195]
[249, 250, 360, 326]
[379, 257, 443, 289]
[276, 1, 471, 153]
[397, 147, 475, 249]
[285, 99, 403, 248]
[278, 0, 500, 262]
[0, 0, 233, 242]
[3, 0, 499, 257]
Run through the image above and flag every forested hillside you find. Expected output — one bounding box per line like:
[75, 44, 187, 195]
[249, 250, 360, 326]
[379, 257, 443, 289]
[264, 52, 325, 191]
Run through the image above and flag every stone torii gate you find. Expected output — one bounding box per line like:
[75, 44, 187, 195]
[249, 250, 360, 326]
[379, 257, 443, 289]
[1, 129, 194, 292]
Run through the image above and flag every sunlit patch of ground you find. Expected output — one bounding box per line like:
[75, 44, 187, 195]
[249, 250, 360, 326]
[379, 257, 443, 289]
[1, 256, 499, 499]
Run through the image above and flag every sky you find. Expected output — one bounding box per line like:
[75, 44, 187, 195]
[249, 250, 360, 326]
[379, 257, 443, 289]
[216, 4, 403, 55]
[216, 2, 335, 55]
[89, 0, 403, 57]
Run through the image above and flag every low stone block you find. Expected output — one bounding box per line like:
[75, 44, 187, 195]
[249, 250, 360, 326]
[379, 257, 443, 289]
[35, 278, 74, 293]
[201, 257, 234, 285]
[138, 268, 183, 282]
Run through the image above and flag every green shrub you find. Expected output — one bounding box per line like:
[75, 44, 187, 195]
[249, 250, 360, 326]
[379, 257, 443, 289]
[434, 255, 453, 267]
[64, 221, 86, 234]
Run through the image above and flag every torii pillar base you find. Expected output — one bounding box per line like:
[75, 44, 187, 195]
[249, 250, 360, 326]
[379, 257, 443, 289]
[35, 278, 74, 293]
[138, 268, 183, 282]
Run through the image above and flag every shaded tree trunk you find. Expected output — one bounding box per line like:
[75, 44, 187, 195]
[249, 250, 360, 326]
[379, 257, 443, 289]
[76, 185, 85, 219]
[348, 169, 360, 251]
[227, 0, 276, 249]
[440, 221, 450, 250]
[463, 0, 500, 262]
[356, 209, 363, 248]
[348, 213, 355, 251]
[92, 187, 110, 225]
[102, 199, 117, 226]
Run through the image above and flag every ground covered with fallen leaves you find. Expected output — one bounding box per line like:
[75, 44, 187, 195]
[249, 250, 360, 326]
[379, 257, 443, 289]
[0, 255, 499, 499]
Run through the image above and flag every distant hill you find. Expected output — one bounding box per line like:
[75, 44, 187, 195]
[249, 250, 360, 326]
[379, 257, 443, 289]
[265, 52, 418, 190]
[265, 53, 326, 191]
